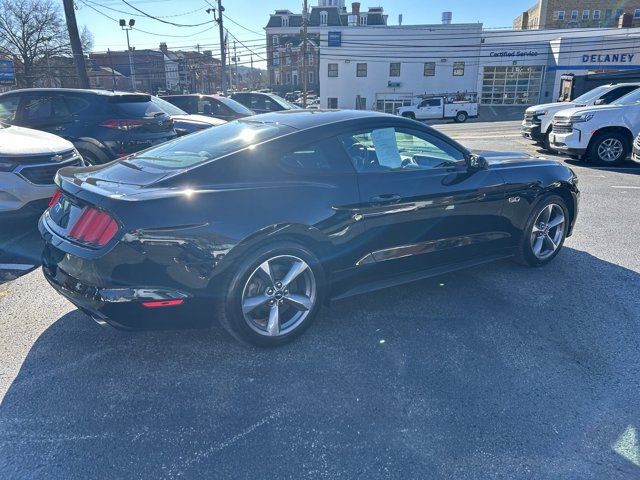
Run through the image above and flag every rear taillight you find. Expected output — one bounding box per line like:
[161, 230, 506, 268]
[100, 119, 145, 130]
[49, 189, 62, 207]
[68, 207, 119, 247]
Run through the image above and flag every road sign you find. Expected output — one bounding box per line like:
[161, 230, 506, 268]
[0, 59, 16, 86]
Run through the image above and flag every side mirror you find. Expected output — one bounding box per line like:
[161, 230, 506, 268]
[467, 154, 488, 171]
[594, 98, 606, 105]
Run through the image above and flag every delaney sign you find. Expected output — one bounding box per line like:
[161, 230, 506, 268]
[582, 53, 635, 63]
[0, 59, 16, 86]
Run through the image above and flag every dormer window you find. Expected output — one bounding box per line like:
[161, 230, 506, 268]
[282, 16, 289, 27]
[320, 11, 328, 26]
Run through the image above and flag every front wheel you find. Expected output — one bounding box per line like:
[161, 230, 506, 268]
[454, 111, 468, 123]
[402, 112, 416, 120]
[587, 132, 630, 165]
[515, 195, 569, 267]
[217, 242, 324, 346]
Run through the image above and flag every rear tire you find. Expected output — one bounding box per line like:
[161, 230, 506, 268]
[514, 194, 569, 267]
[216, 242, 325, 347]
[454, 111, 468, 123]
[587, 132, 630, 165]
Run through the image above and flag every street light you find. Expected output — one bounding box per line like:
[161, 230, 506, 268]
[120, 19, 136, 90]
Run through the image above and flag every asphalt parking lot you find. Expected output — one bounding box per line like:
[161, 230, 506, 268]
[1, 120, 639, 479]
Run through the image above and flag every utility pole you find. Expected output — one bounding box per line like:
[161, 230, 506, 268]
[302, 0, 308, 107]
[250, 55, 254, 89]
[227, 34, 232, 91]
[120, 19, 136, 91]
[62, 0, 89, 88]
[233, 41, 238, 89]
[210, 1, 226, 93]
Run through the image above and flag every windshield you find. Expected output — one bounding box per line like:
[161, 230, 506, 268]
[217, 96, 254, 115]
[269, 94, 301, 110]
[150, 96, 187, 115]
[125, 119, 289, 170]
[572, 85, 612, 105]
[613, 88, 640, 106]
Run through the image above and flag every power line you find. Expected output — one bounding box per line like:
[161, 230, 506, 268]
[222, 13, 264, 36]
[121, 0, 215, 27]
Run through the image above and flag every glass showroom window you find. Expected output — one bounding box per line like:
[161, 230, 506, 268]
[480, 65, 543, 105]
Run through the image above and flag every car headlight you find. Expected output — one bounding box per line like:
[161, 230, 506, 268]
[0, 159, 17, 172]
[570, 112, 594, 123]
[534, 110, 548, 116]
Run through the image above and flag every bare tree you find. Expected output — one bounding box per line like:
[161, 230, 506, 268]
[0, 0, 91, 87]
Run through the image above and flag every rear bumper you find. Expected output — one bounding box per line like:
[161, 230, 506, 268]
[39, 215, 214, 330]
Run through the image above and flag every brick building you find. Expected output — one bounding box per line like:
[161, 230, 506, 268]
[514, 0, 640, 29]
[265, 0, 388, 95]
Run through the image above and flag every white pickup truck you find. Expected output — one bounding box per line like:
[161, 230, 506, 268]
[522, 83, 640, 149]
[549, 87, 640, 165]
[398, 96, 478, 123]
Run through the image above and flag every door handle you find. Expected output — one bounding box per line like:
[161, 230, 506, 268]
[370, 193, 402, 205]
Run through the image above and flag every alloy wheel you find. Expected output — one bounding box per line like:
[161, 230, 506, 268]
[530, 204, 565, 260]
[241, 255, 316, 337]
[597, 138, 624, 163]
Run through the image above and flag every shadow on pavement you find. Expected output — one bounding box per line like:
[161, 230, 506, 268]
[1, 248, 639, 479]
[0, 216, 43, 284]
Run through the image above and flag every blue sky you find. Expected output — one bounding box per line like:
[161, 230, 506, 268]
[77, 0, 535, 67]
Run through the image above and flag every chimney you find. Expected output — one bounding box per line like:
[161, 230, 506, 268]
[442, 11, 452, 25]
[398, 13, 403, 26]
[159, 42, 168, 54]
[619, 12, 633, 28]
[352, 2, 360, 24]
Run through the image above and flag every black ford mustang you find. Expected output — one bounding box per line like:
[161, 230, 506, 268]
[39, 110, 579, 346]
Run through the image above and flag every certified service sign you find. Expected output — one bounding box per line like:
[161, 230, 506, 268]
[0, 59, 16, 86]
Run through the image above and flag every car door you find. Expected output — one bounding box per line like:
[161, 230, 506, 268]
[15, 93, 75, 138]
[424, 98, 443, 119]
[339, 125, 507, 276]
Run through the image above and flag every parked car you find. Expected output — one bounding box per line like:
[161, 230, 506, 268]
[0, 88, 177, 165]
[160, 94, 254, 121]
[0, 121, 83, 219]
[522, 83, 640, 149]
[398, 96, 478, 123]
[231, 91, 300, 114]
[549, 87, 640, 165]
[150, 96, 226, 136]
[39, 110, 579, 346]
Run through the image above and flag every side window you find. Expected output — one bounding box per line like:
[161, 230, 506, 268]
[64, 95, 92, 116]
[0, 95, 19, 123]
[602, 86, 637, 103]
[166, 97, 190, 111]
[427, 99, 441, 107]
[280, 143, 332, 171]
[418, 100, 428, 108]
[22, 95, 55, 125]
[338, 128, 465, 172]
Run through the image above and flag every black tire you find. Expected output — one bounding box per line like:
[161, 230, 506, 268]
[454, 111, 468, 123]
[514, 194, 569, 267]
[587, 132, 630, 166]
[542, 131, 551, 151]
[402, 112, 416, 120]
[216, 241, 325, 347]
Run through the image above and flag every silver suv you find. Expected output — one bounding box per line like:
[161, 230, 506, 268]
[0, 122, 84, 219]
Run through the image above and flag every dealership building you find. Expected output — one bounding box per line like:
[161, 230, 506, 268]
[318, 23, 640, 110]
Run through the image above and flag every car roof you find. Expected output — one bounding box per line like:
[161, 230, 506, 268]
[0, 88, 147, 96]
[162, 94, 223, 99]
[243, 109, 397, 130]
